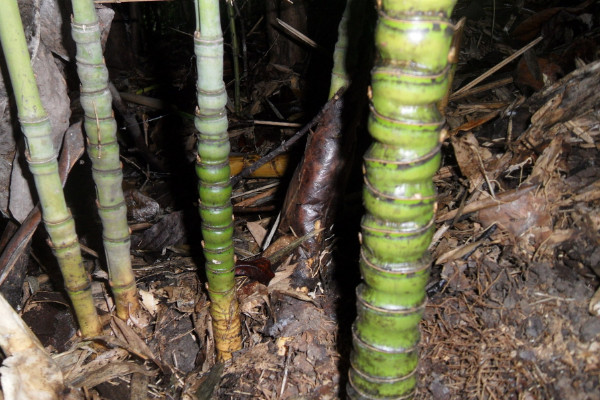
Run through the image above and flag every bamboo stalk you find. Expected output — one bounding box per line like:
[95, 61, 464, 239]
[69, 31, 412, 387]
[70, 0, 139, 319]
[226, 0, 241, 113]
[0, 0, 101, 337]
[348, 0, 457, 398]
[329, 0, 352, 98]
[195, 0, 242, 361]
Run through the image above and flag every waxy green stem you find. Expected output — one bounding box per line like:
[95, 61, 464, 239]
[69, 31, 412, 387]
[70, 0, 139, 319]
[348, 0, 457, 398]
[0, 0, 101, 336]
[195, 0, 242, 361]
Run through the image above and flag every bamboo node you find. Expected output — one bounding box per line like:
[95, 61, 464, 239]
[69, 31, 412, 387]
[71, 22, 100, 32]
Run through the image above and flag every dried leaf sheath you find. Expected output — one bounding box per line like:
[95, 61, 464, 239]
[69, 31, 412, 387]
[348, 0, 457, 398]
[278, 0, 368, 287]
[194, 0, 242, 361]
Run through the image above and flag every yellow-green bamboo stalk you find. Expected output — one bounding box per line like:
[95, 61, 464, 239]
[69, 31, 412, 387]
[348, 0, 457, 398]
[69, 0, 139, 320]
[195, 0, 242, 361]
[329, 0, 352, 98]
[329, 0, 365, 99]
[0, 0, 101, 337]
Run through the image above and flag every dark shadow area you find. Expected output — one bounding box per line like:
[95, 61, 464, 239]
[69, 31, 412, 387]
[327, 1, 377, 396]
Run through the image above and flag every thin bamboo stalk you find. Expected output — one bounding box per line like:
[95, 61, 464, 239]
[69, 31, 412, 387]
[226, 0, 241, 113]
[0, 0, 101, 337]
[329, 0, 351, 98]
[70, 0, 139, 319]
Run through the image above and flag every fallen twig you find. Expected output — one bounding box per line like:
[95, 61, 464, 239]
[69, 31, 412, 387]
[436, 184, 538, 223]
[230, 90, 343, 185]
[451, 36, 542, 98]
[109, 83, 166, 171]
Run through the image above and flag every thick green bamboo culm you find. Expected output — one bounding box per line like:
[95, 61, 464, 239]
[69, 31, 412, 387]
[0, 0, 101, 337]
[194, 0, 242, 361]
[348, 0, 457, 398]
[70, 0, 139, 320]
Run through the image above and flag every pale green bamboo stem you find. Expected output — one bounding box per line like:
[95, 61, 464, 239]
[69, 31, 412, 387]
[0, 0, 101, 337]
[329, 0, 351, 98]
[70, 0, 139, 319]
[195, 0, 242, 361]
